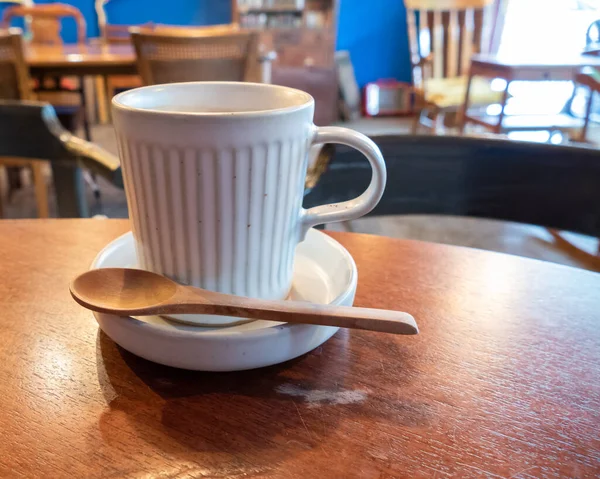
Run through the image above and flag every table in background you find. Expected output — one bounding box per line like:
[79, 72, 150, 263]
[22, 44, 135, 217]
[25, 42, 137, 123]
[25, 43, 136, 76]
[459, 52, 600, 135]
[0, 219, 598, 477]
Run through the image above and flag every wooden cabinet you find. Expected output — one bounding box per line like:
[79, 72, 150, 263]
[231, 0, 339, 124]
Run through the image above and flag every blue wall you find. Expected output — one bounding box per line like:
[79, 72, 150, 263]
[0, 0, 231, 40]
[0, 0, 410, 86]
[337, 0, 411, 85]
[101, 0, 231, 29]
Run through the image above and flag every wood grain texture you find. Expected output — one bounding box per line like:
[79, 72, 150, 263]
[25, 43, 137, 76]
[0, 30, 33, 100]
[0, 219, 599, 478]
[131, 29, 263, 85]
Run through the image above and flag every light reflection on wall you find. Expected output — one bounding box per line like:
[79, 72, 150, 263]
[493, 0, 600, 116]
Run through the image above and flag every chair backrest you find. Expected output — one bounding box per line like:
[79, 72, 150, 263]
[1, 3, 87, 45]
[101, 23, 150, 44]
[303, 134, 600, 238]
[152, 23, 240, 36]
[101, 23, 239, 44]
[0, 100, 122, 185]
[0, 29, 31, 100]
[95, 0, 239, 43]
[404, 0, 494, 85]
[131, 28, 260, 85]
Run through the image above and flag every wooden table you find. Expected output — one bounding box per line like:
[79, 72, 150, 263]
[26, 42, 137, 126]
[24, 43, 137, 110]
[21, 44, 135, 217]
[25, 43, 137, 76]
[459, 52, 600, 134]
[2, 219, 599, 478]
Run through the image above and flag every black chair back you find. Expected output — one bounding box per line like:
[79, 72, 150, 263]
[304, 135, 600, 238]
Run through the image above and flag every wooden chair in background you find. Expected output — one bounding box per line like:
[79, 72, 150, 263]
[1, 2, 92, 140]
[404, 0, 503, 133]
[0, 100, 122, 218]
[131, 29, 274, 85]
[94, 0, 244, 121]
[0, 29, 48, 217]
[2, 2, 86, 45]
[574, 67, 600, 143]
[94, 0, 147, 123]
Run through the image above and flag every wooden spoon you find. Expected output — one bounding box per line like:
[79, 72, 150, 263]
[70, 268, 418, 335]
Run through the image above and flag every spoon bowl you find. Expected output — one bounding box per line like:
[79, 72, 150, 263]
[71, 268, 179, 313]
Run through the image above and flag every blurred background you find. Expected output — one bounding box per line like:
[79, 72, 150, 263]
[1, 0, 600, 270]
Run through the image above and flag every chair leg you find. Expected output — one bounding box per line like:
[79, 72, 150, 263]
[6, 166, 21, 200]
[95, 76, 110, 125]
[411, 109, 422, 134]
[459, 70, 474, 135]
[549, 229, 600, 268]
[436, 111, 447, 134]
[412, 107, 440, 134]
[340, 221, 354, 232]
[83, 170, 101, 201]
[428, 108, 440, 133]
[31, 161, 49, 218]
[78, 77, 92, 142]
[51, 164, 89, 218]
[579, 87, 594, 143]
[0, 172, 4, 219]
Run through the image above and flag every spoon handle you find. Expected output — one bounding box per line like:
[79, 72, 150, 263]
[171, 287, 418, 335]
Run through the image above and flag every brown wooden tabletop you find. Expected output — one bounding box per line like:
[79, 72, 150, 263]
[25, 43, 137, 76]
[1, 219, 599, 478]
[471, 52, 600, 81]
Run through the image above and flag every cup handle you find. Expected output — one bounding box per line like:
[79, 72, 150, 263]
[300, 126, 387, 239]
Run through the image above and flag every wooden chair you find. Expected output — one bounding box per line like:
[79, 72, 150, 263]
[1, 2, 92, 141]
[94, 0, 242, 121]
[0, 100, 122, 218]
[152, 23, 241, 36]
[0, 29, 48, 217]
[304, 134, 600, 264]
[574, 67, 600, 143]
[2, 2, 86, 45]
[404, 0, 503, 133]
[102, 23, 241, 86]
[131, 29, 273, 85]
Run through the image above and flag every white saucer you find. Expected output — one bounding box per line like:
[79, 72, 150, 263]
[90, 229, 357, 371]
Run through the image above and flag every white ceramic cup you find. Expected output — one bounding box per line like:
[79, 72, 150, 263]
[112, 82, 386, 300]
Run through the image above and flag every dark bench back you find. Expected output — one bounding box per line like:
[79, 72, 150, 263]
[304, 135, 600, 238]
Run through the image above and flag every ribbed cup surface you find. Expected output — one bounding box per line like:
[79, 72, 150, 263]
[118, 135, 309, 299]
